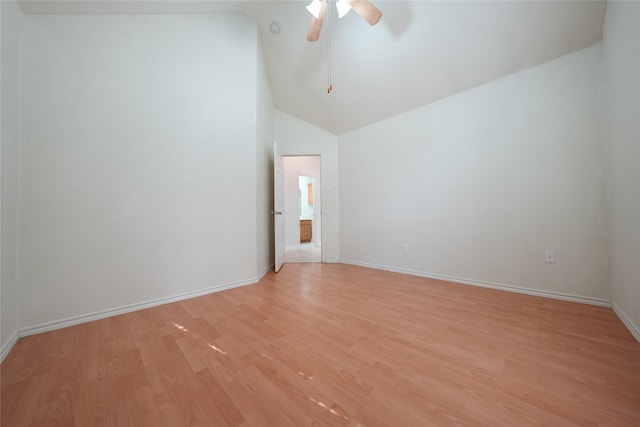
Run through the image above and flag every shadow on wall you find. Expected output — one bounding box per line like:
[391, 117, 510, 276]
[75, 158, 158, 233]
[382, 0, 413, 39]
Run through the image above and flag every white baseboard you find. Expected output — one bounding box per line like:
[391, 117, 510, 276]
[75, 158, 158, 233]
[285, 244, 300, 252]
[10, 263, 634, 358]
[612, 302, 640, 343]
[20, 276, 262, 338]
[340, 259, 612, 307]
[1, 331, 20, 363]
[258, 264, 274, 280]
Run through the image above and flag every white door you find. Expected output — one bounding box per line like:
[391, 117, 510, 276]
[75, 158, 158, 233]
[273, 141, 285, 272]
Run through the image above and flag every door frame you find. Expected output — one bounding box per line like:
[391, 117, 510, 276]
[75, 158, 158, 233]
[277, 153, 323, 265]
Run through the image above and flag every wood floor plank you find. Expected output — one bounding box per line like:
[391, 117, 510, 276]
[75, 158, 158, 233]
[3, 263, 640, 426]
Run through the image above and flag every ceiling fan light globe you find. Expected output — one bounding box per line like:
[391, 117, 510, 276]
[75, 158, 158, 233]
[336, 0, 352, 18]
[306, 0, 323, 19]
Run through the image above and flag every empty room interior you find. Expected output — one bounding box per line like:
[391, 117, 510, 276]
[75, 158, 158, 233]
[1, 0, 639, 425]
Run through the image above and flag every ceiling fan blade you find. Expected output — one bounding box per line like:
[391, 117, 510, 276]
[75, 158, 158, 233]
[306, 0, 328, 42]
[347, 0, 382, 26]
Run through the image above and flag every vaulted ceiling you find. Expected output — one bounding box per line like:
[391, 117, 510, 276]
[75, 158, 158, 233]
[19, 0, 607, 134]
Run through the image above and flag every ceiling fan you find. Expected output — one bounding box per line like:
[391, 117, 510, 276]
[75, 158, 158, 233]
[306, 0, 383, 42]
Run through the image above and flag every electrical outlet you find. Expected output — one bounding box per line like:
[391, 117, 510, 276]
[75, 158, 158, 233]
[401, 244, 409, 254]
[545, 250, 556, 264]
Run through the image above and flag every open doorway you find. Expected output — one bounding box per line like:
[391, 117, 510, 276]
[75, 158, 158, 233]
[282, 155, 322, 263]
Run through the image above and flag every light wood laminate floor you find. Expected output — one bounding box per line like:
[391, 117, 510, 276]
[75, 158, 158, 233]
[2, 263, 640, 426]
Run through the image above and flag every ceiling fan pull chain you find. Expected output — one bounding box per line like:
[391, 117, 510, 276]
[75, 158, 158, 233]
[327, 0, 333, 93]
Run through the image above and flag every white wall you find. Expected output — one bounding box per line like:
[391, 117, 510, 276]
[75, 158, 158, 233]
[283, 156, 321, 250]
[603, 0, 640, 339]
[275, 110, 339, 262]
[339, 45, 610, 304]
[256, 33, 274, 277]
[19, 15, 262, 331]
[1, 0, 22, 359]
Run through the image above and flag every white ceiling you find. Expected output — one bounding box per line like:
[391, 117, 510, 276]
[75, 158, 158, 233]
[19, 0, 607, 135]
